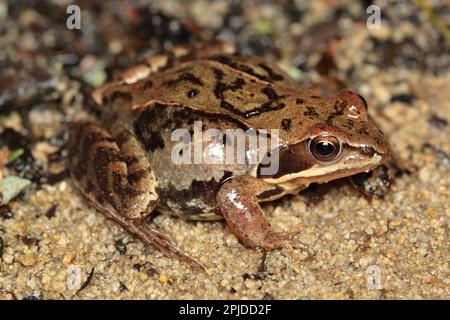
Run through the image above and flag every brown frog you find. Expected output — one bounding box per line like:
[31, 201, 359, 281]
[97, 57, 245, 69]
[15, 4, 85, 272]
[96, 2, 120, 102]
[68, 41, 390, 269]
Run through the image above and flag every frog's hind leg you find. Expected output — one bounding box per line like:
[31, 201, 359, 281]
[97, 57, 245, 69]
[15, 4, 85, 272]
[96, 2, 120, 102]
[68, 120, 204, 270]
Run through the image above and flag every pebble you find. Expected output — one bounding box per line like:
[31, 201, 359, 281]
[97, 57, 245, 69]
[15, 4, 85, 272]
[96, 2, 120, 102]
[159, 273, 169, 284]
[372, 84, 391, 105]
[389, 219, 402, 228]
[62, 252, 75, 265]
[19, 254, 37, 266]
[225, 233, 238, 247]
[2, 253, 14, 264]
[396, 235, 406, 245]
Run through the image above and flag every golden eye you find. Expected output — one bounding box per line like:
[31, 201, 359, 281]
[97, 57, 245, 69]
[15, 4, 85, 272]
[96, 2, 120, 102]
[308, 135, 341, 162]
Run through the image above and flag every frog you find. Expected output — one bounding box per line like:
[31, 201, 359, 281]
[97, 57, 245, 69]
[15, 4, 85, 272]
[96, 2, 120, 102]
[68, 40, 390, 269]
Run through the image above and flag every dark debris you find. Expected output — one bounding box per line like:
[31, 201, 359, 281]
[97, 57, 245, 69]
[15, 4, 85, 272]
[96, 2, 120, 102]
[0, 128, 46, 185]
[0, 205, 14, 219]
[0, 237, 4, 258]
[76, 267, 95, 295]
[21, 235, 40, 247]
[22, 290, 44, 300]
[146, 267, 159, 278]
[119, 281, 129, 293]
[114, 238, 128, 255]
[45, 204, 57, 219]
[428, 114, 448, 131]
[422, 143, 450, 168]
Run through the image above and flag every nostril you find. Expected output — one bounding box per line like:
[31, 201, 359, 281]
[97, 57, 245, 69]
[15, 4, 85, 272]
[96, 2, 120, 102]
[360, 145, 376, 156]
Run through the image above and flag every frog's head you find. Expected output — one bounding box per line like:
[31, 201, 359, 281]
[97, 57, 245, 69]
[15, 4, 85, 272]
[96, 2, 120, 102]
[259, 90, 391, 188]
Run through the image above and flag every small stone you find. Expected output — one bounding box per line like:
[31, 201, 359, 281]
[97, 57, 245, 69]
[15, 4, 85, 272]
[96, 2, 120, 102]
[138, 272, 148, 282]
[389, 219, 402, 228]
[80, 55, 107, 87]
[323, 232, 333, 241]
[372, 85, 391, 105]
[0, 176, 31, 205]
[245, 279, 256, 289]
[291, 200, 307, 213]
[159, 273, 168, 284]
[431, 219, 441, 230]
[374, 224, 388, 236]
[426, 207, 437, 219]
[19, 254, 37, 266]
[2, 253, 13, 264]
[226, 233, 238, 247]
[369, 25, 390, 41]
[419, 168, 431, 182]
[365, 227, 374, 236]
[396, 235, 406, 245]
[429, 276, 438, 286]
[108, 40, 123, 54]
[62, 252, 75, 265]
[29, 109, 62, 139]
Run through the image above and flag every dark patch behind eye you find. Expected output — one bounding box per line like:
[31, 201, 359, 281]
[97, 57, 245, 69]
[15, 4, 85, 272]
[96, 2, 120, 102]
[257, 143, 314, 178]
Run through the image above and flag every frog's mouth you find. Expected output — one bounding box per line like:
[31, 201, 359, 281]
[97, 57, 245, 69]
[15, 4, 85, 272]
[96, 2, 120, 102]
[263, 152, 384, 186]
[295, 154, 383, 183]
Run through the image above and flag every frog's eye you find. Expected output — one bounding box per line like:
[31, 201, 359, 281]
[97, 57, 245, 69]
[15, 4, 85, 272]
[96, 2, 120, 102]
[308, 135, 341, 162]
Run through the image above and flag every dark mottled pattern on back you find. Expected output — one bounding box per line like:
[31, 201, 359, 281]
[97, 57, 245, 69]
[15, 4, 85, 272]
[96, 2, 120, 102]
[281, 118, 292, 131]
[134, 108, 166, 152]
[102, 53, 388, 155]
[163, 72, 204, 87]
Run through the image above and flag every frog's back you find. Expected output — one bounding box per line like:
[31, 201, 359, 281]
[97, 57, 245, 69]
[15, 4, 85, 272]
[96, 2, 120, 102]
[98, 53, 325, 144]
[99, 50, 385, 151]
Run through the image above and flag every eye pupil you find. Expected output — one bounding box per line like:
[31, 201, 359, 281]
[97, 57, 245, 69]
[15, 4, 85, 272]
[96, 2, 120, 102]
[315, 141, 335, 156]
[309, 135, 341, 161]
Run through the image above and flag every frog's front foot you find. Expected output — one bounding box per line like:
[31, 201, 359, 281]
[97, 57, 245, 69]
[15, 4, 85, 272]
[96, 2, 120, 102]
[256, 232, 289, 251]
[217, 175, 289, 251]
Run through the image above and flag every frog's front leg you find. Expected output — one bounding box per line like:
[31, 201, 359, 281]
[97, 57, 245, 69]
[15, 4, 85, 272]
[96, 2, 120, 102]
[217, 175, 287, 250]
[68, 120, 204, 270]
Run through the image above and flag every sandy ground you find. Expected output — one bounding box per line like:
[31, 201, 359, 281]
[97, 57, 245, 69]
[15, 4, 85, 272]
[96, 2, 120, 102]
[0, 0, 449, 299]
